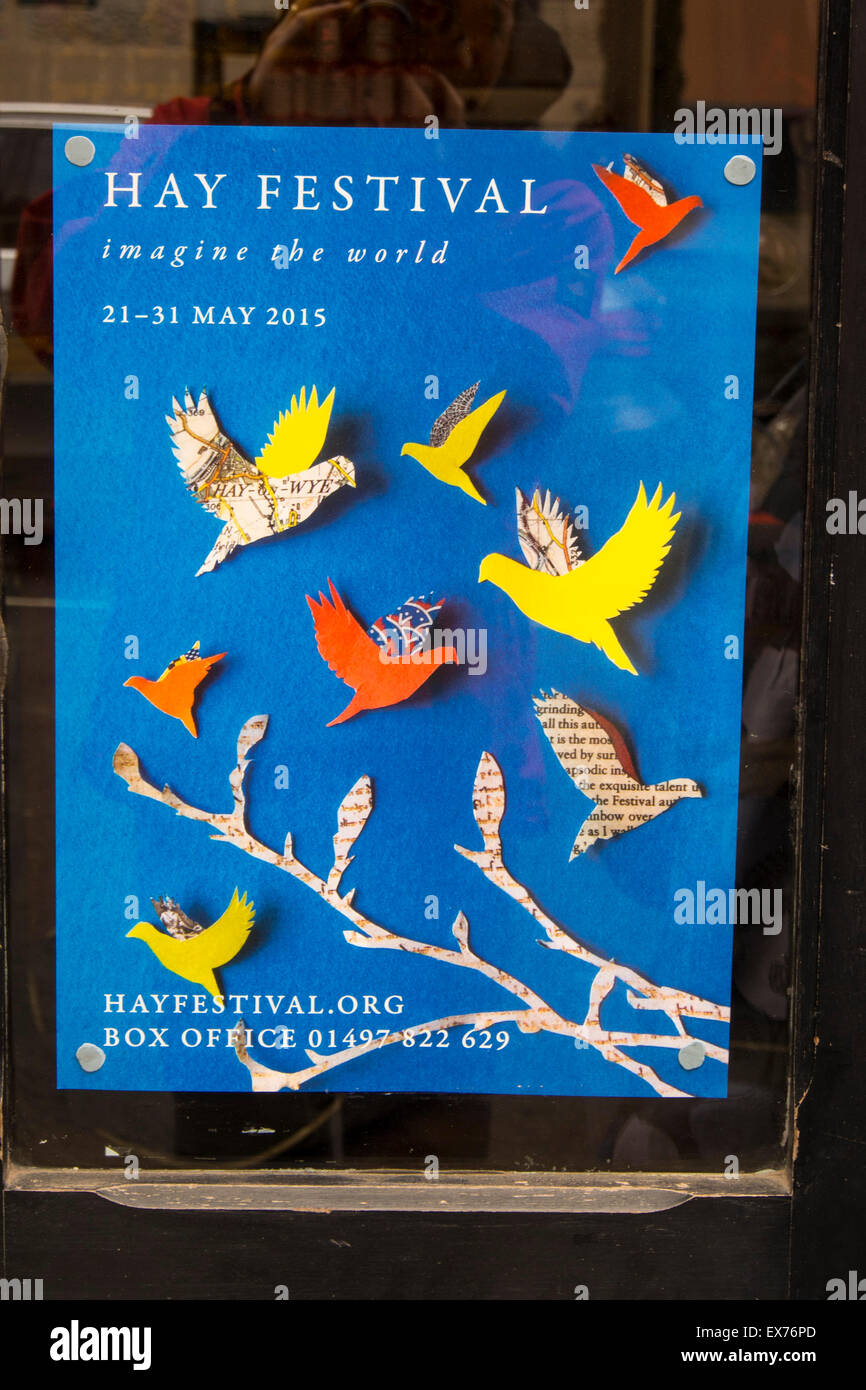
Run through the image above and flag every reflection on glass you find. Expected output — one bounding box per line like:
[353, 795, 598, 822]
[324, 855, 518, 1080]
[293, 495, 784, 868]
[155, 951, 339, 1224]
[1, 0, 819, 1176]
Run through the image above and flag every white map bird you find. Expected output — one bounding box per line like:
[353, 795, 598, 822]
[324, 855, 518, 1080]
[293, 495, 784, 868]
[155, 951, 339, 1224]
[534, 690, 702, 859]
[167, 387, 356, 575]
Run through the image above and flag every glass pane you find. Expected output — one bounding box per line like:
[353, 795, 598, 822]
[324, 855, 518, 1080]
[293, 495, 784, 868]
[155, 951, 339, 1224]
[1, 0, 819, 1177]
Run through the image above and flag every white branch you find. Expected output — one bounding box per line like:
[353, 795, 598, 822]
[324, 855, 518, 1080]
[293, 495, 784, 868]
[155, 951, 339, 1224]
[229, 1010, 721, 1095]
[455, 750, 729, 1033]
[114, 723, 729, 1100]
[327, 774, 373, 892]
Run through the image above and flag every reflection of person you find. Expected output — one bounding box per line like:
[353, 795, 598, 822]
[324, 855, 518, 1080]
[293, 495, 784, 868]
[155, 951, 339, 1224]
[12, 0, 570, 361]
[235, 0, 568, 126]
[242, 1, 472, 127]
[209, 0, 566, 127]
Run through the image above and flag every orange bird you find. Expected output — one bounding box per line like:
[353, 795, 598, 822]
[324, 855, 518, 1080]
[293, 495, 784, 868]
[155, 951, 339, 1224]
[307, 581, 459, 726]
[123, 641, 226, 737]
[593, 154, 703, 274]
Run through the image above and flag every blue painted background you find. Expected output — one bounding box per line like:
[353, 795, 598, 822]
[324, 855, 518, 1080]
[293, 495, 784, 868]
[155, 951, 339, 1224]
[54, 125, 761, 1095]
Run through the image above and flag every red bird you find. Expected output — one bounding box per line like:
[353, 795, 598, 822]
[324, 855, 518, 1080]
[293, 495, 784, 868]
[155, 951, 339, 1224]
[306, 581, 459, 726]
[593, 154, 703, 274]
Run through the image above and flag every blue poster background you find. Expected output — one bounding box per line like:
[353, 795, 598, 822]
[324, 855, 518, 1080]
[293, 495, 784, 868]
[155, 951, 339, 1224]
[53, 125, 761, 1095]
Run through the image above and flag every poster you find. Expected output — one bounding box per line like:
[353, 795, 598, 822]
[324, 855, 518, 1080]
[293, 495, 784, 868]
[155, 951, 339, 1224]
[53, 124, 761, 1096]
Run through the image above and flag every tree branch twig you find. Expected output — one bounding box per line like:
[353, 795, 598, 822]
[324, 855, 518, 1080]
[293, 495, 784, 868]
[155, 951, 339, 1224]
[113, 723, 728, 1099]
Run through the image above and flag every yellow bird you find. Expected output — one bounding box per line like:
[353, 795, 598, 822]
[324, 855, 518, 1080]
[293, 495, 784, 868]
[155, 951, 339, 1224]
[479, 482, 680, 675]
[401, 381, 506, 504]
[126, 889, 254, 1001]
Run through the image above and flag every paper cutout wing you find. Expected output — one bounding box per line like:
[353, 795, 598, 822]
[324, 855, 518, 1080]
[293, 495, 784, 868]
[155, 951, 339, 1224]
[151, 896, 205, 940]
[195, 888, 256, 967]
[369, 596, 443, 658]
[578, 482, 680, 618]
[168, 388, 253, 515]
[430, 383, 480, 447]
[516, 488, 584, 576]
[534, 691, 640, 804]
[623, 153, 668, 207]
[308, 581, 382, 690]
[255, 386, 336, 478]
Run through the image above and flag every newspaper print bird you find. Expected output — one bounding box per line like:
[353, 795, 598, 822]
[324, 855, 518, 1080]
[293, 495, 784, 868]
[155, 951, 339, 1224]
[401, 381, 506, 504]
[479, 482, 680, 675]
[593, 154, 703, 273]
[534, 691, 703, 859]
[123, 641, 225, 737]
[126, 888, 255, 1000]
[168, 387, 356, 575]
[307, 580, 459, 725]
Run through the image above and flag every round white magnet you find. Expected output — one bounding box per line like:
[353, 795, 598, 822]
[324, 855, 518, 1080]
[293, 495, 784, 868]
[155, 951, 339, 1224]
[76, 1042, 106, 1072]
[678, 1040, 706, 1071]
[724, 154, 757, 186]
[65, 135, 96, 167]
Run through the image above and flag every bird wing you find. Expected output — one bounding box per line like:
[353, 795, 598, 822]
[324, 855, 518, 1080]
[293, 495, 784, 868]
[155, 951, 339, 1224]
[166, 641, 204, 668]
[623, 154, 668, 206]
[369, 595, 443, 658]
[161, 642, 225, 679]
[154, 655, 225, 709]
[516, 488, 583, 575]
[151, 896, 204, 940]
[196, 888, 255, 967]
[592, 163, 658, 228]
[534, 692, 641, 802]
[255, 386, 336, 478]
[430, 382, 479, 447]
[167, 389, 254, 514]
[307, 580, 382, 691]
[569, 482, 680, 618]
[442, 389, 506, 465]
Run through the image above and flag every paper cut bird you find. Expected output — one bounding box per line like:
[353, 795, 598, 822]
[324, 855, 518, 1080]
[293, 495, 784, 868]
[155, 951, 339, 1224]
[307, 580, 459, 725]
[593, 154, 703, 273]
[534, 691, 703, 859]
[123, 641, 226, 737]
[401, 382, 506, 504]
[168, 387, 356, 575]
[126, 888, 255, 1000]
[479, 482, 680, 675]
